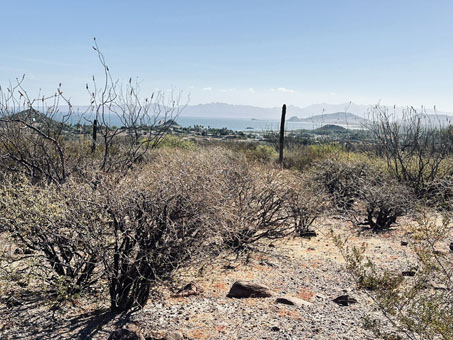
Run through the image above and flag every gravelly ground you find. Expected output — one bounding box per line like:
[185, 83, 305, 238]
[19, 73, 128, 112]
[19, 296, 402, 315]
[0, 217, 429, 340]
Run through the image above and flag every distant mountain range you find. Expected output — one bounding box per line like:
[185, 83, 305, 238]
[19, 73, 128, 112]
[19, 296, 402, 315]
[181, 102, 453, 121]
[182, 102, 371, 120]
[55, 102, 453, 127]
[288, 112, 369, 126]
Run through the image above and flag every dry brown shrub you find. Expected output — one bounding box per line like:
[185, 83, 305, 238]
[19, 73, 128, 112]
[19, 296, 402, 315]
[101, 148, 228, 311]
[285, 173, 329, 236]
[314, 157, 414, 231]
[0, 175, 106, 297]
[0, 146, 331, 311]
[216, 153, 328, 250]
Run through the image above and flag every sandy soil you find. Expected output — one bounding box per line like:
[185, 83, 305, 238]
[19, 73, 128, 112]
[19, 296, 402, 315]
[0, 217, 444, 340]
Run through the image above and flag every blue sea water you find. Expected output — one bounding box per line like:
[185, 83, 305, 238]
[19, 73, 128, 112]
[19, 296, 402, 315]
[175, 116, 324, 131]
[65, 112, 327, 131]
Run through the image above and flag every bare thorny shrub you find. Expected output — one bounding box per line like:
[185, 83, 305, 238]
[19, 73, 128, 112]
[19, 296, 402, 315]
[0, 147, 326, 311]
[218, 154, 326, 252]
[335, 212, 453, 340]
[0, 38, 185, 184]
[285, 173, 329, 236]
[425, 175, 453, 212]
[220, 161, 293, 252]
[0, 149, 226, 311]
[87, 38, 186, 174]
[0, 176, 106, 298]
[354, 174, 414, 232]
[314, 157, 414, 232]
[0, 85, 75, 184]
[313, 158, 369, 212]
[367, 105, 453, 198]
[102, 149, 228, 312]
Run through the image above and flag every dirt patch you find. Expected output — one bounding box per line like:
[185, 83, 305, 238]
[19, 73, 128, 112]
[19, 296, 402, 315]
[0, 218, 427, 339]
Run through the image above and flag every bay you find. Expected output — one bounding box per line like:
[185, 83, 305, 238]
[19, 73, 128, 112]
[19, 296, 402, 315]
[175, 116, 324, 131]
[64, 113, 352, 131]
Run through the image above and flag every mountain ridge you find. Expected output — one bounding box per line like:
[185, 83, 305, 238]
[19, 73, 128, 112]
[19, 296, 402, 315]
[288, 112, 369, 126]
[55, 102, 453, 122]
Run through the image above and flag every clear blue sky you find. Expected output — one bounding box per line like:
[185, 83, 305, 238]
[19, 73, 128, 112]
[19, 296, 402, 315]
[2, 0, 453, 110]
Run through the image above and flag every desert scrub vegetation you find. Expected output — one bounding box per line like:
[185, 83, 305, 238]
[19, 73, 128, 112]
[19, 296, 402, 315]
[368, 105, 453, 198]
[283, 143, 345, 172]
[313, 154, 414, 232]
[0, 46, 327, 311]
[0, 175, 106, 297]
[206, 149, 329, 252]
[0, 40, 185, 183]
[1, 41, 452, 338]
[0, 147, 326, 311]
[336, 212, 453, 340]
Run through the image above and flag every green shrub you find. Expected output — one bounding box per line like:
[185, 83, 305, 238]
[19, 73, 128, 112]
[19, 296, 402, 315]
[224, 142, 278, 164]
[151, 135, 197, 150]
[244, 144, 278, 163]
[284, 144, 344, 171]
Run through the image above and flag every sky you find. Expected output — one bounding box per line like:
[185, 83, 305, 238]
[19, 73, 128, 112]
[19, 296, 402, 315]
[2, 0, 453, 110]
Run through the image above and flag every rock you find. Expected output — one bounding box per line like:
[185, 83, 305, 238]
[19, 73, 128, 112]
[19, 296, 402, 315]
[401, 241, 408, 246]
[430, 281, 448, 290]
[164, 331, 184, 340]
[227, 281, 274, 298]
[259, 260, 276, 267]
[223, 263, 236, 270]
[14, 247, 33, 255]
[108, 329, 144, 340]
[146, 331, 184, 340]
[402, 270, 416, 277]
[276, 295, 313, 307]
[315, 293, 327, 300]
[13, 248, 24, 255]
[172, 282, 203, 297]
[332, 295, 357, 306]
[300, 230, 317, 238]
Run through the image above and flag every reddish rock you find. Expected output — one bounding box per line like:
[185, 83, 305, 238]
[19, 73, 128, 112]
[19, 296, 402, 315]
[227, 281, 274, 298]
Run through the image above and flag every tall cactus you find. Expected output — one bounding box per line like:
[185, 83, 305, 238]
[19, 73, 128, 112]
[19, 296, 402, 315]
[279, 104, 286, 168]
